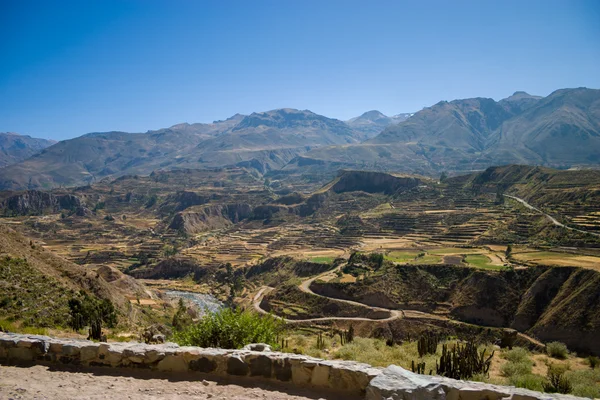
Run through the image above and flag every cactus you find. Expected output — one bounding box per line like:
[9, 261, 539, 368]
[337, 326, 354, 346]
[316, 332, 325, 350]
[436, 341, 494, 380]
[417, 330, 440, 357]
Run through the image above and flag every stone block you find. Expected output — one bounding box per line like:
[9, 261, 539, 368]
[274, 358, 292, 381]
[311, 364, 330, 387]
[189, 357, 218, 373]
[291, 362, 313, 385]
[227, 354, 249, 376]
[80, 345, 99, 363]
[8, 347, 34, 361]
[62, 344, 81, 357]
[248, 355, 272, 378]
[157, 355, 187, 373]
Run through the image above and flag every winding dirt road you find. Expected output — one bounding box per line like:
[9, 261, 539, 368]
[504, 194, 600, 238]
[252, 263, 545, 348]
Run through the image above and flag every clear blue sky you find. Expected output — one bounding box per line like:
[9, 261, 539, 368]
[1, 0, 599, 140]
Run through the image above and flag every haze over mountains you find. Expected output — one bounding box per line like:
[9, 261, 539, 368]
[0, 87, 598, 190]
[0, 132, 55, 168]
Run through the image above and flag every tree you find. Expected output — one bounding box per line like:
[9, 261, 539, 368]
[68, 291, 117, 340]
[440, 172, 448, 182]
[505, 244, 512, 258]
[172, 298, 192, 331]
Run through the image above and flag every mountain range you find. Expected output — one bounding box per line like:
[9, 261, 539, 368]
[0, 132, 55, 168]
[0, 87, 598, 190]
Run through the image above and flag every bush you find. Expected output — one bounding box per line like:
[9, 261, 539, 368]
[566, 368, 600, 398]
[588, 356, 599, 369]
[509, 373, 545, 392]
[68, 291, 117, 340]
[501, 360, 533, 377]
[546, 342, 569, 359]
[173, 308, 283, 349]
[502, 347, 530, 364]
[543, 364, 573, 394]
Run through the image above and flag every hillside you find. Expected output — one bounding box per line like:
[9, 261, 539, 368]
[346, 110, 412, 137]
[0, 224, 147, 328]
[309, 263, 600, 355]
[2, 88, 599, 189]
[0, 132, 55, 168]
[295, 88, 600, 176]
[0, 109, 366, 190]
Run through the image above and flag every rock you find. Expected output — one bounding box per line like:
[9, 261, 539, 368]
[248, 355, 272, 378]
[311, 364, 330, 387]
[242, 343, 272, 352]
[157, 355, 187, 372]
[80, 344, 99, 362]
[226, 354, 249, 376]
[189, 357, 218, 373]
[291, 360, 313, 385]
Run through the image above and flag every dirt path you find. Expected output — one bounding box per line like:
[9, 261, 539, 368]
[504, 194, 600, 238]
[0, 364, 347, 400]
[253, 264, 544, 348]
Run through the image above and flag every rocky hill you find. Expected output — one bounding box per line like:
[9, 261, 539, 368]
[310, 263, 600, 355]
[0, 132, 55, 168]
[296, 88, 600, 176]
[0, 225, 145, 327]
[0, 109, 367, 190]
[346, 110, 412, 137]
[2, 88, 598, 189]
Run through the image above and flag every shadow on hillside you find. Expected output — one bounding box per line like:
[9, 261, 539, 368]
[1, 361, 361, 400]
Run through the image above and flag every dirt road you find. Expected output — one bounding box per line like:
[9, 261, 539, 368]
[0, 364, 345, 400]
[253, 264, 544, 348]
[504, 194, 600, 237]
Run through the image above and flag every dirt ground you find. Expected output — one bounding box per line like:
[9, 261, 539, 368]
[0, 364, 348, 400]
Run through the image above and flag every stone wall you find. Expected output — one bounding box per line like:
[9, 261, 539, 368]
[0, 333, 582, 400]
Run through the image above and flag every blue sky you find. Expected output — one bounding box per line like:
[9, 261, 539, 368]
[1, 0, 599, 140]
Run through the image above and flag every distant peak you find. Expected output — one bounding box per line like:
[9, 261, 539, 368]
[359, 110, 387, 120]
[502, 91, 542, 102]
[213, 113, 246, 123]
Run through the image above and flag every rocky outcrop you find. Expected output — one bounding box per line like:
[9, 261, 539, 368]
[1, 190, 82, 216]
[169, 203, 252, 235]
[0, 333, 582, 400]
[366, 365, 580, 400]
[127, 257, 210, 280]
[330, 171, 420, 195]
[311, 265, 600, 356]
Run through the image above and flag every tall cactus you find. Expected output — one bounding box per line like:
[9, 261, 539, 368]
[436, 341, 494, 380]
[417, 330, 440, 357]
[316, 332, 325, 350]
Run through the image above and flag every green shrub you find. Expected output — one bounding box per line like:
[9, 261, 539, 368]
[543, 364, 573, 394]
[501, 360, 533, 377]
[502, 347, 530, 364]
[566, 368, 600, 398]
[546, 342, 569, 359]
[68, 291, 117, 340]
[509, 373, 545, 392]
[588, 356, 599, 369]
[173, 308, 283, 349]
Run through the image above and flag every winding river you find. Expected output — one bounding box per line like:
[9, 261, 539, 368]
[164, 290, 224, 313]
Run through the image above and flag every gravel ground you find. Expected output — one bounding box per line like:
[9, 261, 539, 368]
[0, 364, 349, 400]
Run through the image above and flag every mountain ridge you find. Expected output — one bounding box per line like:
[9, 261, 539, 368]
[0, 132, 56, 168]
[1, 88, 598, 190]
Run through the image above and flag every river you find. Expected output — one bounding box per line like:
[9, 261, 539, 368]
[164, 290, 224, 313]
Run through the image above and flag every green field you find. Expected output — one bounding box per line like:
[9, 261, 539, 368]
[428, 247, 482, 255]
[385, 251, 420, 263]
[465, 254, 503, 270]
[309, 256, 335, 264]
[385, 251, 442, 265]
